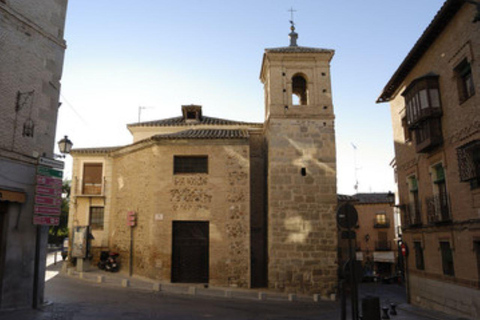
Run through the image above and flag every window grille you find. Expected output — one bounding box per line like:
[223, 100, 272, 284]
[90, 207, 104, 230]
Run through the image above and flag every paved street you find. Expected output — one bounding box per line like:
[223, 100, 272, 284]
[0, 254, 464, 320]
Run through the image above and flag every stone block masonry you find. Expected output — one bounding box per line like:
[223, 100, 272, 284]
[266, 119, 337, 296]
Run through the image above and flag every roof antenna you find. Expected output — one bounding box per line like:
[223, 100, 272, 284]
[288, 7, 298, 47]
[351, 143, 360, 193]
[138, 106, 154, 123]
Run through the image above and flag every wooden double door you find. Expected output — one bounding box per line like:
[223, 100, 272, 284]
[171, 221, 209, 283]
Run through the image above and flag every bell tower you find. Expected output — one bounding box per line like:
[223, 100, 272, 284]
[260, 23, 338, 296]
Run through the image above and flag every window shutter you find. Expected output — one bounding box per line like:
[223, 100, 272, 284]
[83, 163, 102, 183]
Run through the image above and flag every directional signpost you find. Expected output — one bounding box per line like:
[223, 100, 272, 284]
[337, 202, 360, 320]
[33, 157, 64, 226]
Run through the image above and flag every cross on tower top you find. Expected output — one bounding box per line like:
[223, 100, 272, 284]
[288, 7, 297, 28]
[287, 7, 298, 47]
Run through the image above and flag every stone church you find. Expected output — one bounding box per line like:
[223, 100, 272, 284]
[69, 25, 338, 296]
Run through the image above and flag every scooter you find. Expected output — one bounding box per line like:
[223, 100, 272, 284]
[98, 251, 120, 272]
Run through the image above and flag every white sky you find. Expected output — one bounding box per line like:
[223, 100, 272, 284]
[54, 0, 446, 195]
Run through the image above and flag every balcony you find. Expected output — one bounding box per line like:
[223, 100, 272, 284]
[426, 194, 451, 224]
[375, 240, 392, 251]
[75, 178, 106, 197]
[404, 202, 422, 227]
[414, 118, 443, 153]
[407, 106, 442, 129]
[374, 217, 390, 228]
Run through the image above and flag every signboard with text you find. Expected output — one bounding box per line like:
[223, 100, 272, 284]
[33, 215, 59, 226]
[37, 166, 63, 179]
[34, 160, 64, 226]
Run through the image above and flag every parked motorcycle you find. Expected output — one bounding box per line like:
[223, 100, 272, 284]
[98, 251, 120, 272]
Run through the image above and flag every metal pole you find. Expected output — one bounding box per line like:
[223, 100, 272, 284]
[405, 253, 410, 304]
[340, 279, 346, 320]
[129, 226, 133, 276]
[348, 231, 358, 320]
[32, 225, 41, 308]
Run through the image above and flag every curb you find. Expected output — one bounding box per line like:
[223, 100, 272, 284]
[62, 267, 335, 304]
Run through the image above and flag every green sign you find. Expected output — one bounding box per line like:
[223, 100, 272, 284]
[37, 166, 63, 179]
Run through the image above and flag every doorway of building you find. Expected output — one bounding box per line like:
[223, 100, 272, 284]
[171, 221, 209, 283]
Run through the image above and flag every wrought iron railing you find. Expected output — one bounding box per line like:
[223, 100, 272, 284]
[375, 240, 392, 251]
[426, 194, 451, 224]
[74, 177, 106, 196]
[404, 201, 422, 226]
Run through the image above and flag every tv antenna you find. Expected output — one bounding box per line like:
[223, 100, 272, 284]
[138, 106, 154, 123]
[351, 143, 360, 193]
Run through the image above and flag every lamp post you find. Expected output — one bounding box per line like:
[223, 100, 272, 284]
[57, 135, 73, 156]
[386, 191, 395, 205]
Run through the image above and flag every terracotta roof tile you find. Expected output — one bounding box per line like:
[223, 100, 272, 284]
[128, 116, 262, 128]
[353, 193, 393, 204]
[152, 129, 249, 140]
[71, 146, 123, 154]
[266, 46, 334, 53]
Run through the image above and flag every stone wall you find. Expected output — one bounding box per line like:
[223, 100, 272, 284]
[108, 141, 250, 287]
[266, 119, 337, 296]
[0, 1, 67, 160]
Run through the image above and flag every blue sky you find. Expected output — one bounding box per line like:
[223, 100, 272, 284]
[55, 0, 445, 194]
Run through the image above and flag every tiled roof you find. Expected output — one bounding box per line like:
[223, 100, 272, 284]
[152, 129, 249, 140]
[377, 0, 464, 102]
[352, 193, 393, 204]
[337, 194, 358, 202]
[265, 46, 334, 53]
[71, 146, 123, 154]
[128, 116, 263, 128]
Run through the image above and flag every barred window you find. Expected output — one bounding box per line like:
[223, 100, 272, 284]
[457, 140, 480, 189]
[174, 156, 208, 174]
[90, 207, 104, 230]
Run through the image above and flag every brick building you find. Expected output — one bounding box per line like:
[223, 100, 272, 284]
[337, 193, 399, 280]
[69, 25, 338, 296]
[351, 194, 398, 279]
[0, 0, 68, 309]
[377, 0, 480, 318]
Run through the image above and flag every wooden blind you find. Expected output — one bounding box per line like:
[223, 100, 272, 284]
[83, 163, 102, 183]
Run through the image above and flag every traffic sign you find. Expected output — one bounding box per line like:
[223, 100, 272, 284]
[127, 211, 136, 227]
[37, 175, 62, 187]
[337, 203, 358, 229]
[37, 166, 63, 179]
[33, 215, 59, 226]
[35, 195, 61, 207]
[36, 185, 62, 197]
[38, 157, 64, 169]
[34, 206, 61, 216]
[400, 243, 409, 257]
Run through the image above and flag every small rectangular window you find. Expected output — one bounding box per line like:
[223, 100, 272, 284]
[440, 241, 454, 276]
[174, 156, 208, 174]
[414, 241, 424, 270]
[90, 207, 104, 230]
[455, 59, 475, 103]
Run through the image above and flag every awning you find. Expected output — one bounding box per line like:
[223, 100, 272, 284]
[0, 188, 26, 203]
[373, 251, 395, 263]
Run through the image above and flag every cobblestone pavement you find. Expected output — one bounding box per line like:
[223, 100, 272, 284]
[0, 255, 467, 320]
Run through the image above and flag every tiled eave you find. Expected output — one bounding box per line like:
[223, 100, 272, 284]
[377, 0, 465, 103]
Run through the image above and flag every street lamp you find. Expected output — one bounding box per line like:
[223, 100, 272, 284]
[386, 191, 395, 205]
[57, 135, 73, 156]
